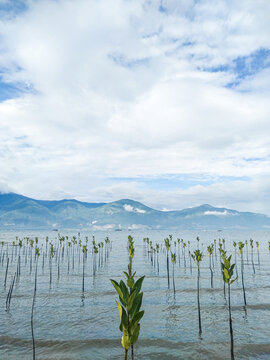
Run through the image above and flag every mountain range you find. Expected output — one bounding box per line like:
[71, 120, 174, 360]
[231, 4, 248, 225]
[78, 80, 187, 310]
[0, 192, 270, 230]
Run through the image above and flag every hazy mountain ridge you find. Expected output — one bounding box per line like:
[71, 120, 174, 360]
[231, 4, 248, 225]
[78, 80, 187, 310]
[0, 193, 269, 230]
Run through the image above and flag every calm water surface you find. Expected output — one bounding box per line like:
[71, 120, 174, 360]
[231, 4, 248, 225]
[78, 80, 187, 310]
[0, 229, 270, 359]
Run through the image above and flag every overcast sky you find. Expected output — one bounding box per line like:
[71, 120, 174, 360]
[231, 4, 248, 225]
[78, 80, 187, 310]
[0, 0, 270, 214]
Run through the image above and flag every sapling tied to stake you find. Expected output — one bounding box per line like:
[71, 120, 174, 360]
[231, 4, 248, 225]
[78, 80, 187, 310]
[207, 244, 214, 288]
[82, 245, 87, 294]
[233, 242, 238, 278]
[171, 253, 176, 296]
[49, 243, 54, 286]
[192, 249, 203, 336]
[250, 239, 255, 274]
[164, 237, 171, 289]
[238, 241, 247, 309]
[219, 244, 226, 299]
[110, 236, 145, 360]
[221, 252, 237, 360]
[256, 241, 260, 268]
[31, 247, 40, 360]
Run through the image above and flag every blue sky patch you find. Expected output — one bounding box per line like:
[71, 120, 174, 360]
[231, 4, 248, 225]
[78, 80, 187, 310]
[108, 53, 150, 69]
[0, 77, 34, 101]
[110, 174, 249, 191]
[0, 0, 28, 18]
[202, 47, 270, 89]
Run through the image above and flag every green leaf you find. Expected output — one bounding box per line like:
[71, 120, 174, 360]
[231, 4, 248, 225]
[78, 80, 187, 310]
[121, 306, 128, 328]
[131, 323, 140, 345]
[130, 292, 143, 319]
[127, 289, 137, 312]
[121, 329, 131, 350]
[116, 301, 122, 321]
[120, 280, 129, 304]
[224, 268, 230, 280]
[133, 276, 145, 293]
[223, 273, 229, 284]
[131, 310, 144, 326]
[127, 277, 134, 289]
[110, 280, 124, 303]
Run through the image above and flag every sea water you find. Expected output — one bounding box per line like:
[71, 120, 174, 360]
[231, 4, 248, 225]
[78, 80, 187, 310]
[0, 229, 270, 359]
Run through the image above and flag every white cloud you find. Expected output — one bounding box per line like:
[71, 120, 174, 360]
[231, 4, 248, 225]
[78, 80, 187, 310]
[204, 210, 235, 216]
[123, 204, 146, 213]
[135, 208, 146, 214]
[124, 204, 134, 212]
[0, 0, 270, 214]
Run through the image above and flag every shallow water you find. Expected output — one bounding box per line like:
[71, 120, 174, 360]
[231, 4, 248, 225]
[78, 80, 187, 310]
[0, 229, 270, 359]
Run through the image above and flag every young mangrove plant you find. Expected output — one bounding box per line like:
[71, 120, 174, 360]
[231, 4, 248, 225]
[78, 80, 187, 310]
[207, 244, 214, 288]
[256, 241, 260, 268]
[171, 253, 176, 296]
[164, 237, 171, 289]
[49, 243, 54, 286]
[250, 239, 255, 274]
[110, 237, 145, 360]
[82, 245, 87, 295]
[156, 243, 160, 273]
[245, 239, 249, 263]
[192, 249, 203, 336]
[221, 253, 237, 360]
[31, 247, 40, 360]
[238, 241, 247, 309]
[232, 241, 238, 278]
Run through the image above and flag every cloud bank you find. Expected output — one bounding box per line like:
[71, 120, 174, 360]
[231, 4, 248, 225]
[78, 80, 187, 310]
[0, 0, 270, 213]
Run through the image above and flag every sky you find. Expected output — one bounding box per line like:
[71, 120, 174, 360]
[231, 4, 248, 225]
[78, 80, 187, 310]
[0, 0, 270, 214]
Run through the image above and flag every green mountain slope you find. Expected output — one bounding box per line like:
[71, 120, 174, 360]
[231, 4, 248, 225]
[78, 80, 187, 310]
[0, 193, 269, 230]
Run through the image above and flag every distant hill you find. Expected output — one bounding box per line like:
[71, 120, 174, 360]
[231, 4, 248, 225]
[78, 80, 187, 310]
[0, 192, 270, 230]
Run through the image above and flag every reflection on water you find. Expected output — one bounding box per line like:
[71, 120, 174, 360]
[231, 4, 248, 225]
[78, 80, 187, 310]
[0, 229, 270, 359]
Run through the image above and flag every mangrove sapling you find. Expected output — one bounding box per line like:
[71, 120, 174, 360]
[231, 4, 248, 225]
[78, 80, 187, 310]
[110, 237, 145, 360]
[192, 249, 203, 336]
[207, 244, 214, 288]
[31, 247, 40, 360]
[4, 257, 9, 287]
[18, 240, 23, 276]
[256, 241, 260, 268]
[156, 244, 160, 273]
[245, 240, 249, 263]
[183, 242, 187, 270]
[93, 245, 98, 278]
[49, 243, 54, 286]
[238, 242, 247, 309]
[164, 238, 171, 289]
[42, 252, 45, 271]
[82, 245, 87, 294]
[219, 245, 226, 299]
[250, 239, 255, 274]
[233, 242, 238, 278]
[214, 239, 217, 265]
[221, 253, 237, 360]
[171, 253, 176, 297]
[6, 272, 16, 311]
[177, 238, 181, 267]
[189, 250, 192, 274]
